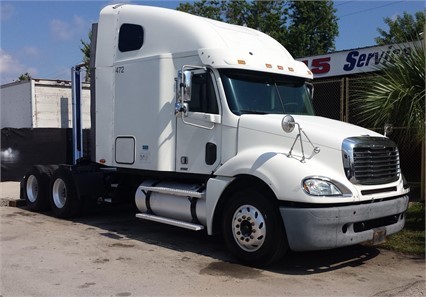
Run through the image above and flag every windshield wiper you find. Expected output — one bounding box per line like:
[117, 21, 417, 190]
[274, 83, 286, 112]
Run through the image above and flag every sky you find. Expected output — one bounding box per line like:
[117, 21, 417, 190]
[0, 0, 424, 84]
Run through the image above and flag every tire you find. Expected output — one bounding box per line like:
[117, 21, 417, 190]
[222, 188, 288, 266]
[49, 167, 82, 218]
[23, 165, 54, 212]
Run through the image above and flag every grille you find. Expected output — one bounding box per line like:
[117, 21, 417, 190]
[342, 137, 400, 185]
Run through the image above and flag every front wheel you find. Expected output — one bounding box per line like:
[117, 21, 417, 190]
[222, 189, 288, 266]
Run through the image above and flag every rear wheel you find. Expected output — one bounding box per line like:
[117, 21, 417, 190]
[50, 167, 82, 218]
[23, 165, 54, 211]
[222, 188, 288, 266]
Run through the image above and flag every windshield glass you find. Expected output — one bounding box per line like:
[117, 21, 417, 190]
[220, 69, 315, 116]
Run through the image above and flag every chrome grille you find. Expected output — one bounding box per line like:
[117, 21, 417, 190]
[342, 137, 400, 185]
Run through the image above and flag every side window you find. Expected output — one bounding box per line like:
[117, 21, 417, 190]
[189, 73, 219, 114]
[118, 24, 144, 52]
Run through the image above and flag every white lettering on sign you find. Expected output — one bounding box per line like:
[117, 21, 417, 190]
[298, 41, 420, 78]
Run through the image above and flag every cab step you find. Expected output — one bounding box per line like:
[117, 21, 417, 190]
[139, 185, 205, 199]
[136, 213, 205, 231]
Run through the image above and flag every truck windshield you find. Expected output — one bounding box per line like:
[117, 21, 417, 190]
[220, 69, 315, 116]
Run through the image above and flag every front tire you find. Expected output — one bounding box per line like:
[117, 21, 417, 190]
[222, 189, 288, 266]
[49, 167, 82, 218]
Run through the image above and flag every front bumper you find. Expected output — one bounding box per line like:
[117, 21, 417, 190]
[280, 195, 409, 251]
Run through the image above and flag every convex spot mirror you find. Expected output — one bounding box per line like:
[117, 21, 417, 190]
[306, 82, 314, 100]
[281, 115, 296, 133]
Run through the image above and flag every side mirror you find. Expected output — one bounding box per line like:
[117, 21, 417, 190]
[384, 123, 393, 137]
[182, 70, 193, 102]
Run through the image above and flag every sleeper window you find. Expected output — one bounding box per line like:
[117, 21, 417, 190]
[118, 24, 144, 52]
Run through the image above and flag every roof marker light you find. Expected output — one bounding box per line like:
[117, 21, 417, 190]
[266, 64, 272, 68]
[288, 67, 294, 72]
[238, 60, 246, 65]
[277, 65, 284, 70]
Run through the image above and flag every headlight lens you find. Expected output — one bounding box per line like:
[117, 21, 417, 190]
[303, 179, 343, 196]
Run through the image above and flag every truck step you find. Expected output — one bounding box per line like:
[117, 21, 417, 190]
[136, 213, 205, 231]
[139, 185, 205, 199]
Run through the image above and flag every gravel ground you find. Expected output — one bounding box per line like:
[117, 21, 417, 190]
[1, 181, 425, 297]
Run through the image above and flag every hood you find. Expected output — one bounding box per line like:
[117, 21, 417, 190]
[238, 114, 383, 151]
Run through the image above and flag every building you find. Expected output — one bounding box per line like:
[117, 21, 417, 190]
[1, 78, 90, 129]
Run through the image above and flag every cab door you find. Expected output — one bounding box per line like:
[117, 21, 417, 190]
[176, 70, 222, 174]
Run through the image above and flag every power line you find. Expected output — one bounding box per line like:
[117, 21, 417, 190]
[334, 1, 354, 7]
[339, 1, 404, 18]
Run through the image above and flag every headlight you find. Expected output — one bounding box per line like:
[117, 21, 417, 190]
[302, 177, 351, 196]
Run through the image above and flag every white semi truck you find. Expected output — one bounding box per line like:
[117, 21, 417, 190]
[22, 4, 409, 266]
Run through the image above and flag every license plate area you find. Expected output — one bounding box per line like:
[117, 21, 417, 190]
[372, 228, 387, 245]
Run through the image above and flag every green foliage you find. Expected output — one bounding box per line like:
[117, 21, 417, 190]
[353, 41, 425, 147]
[177, 0, 224, 21]
[241, 1, 288, 44]
[380, 202, 425, 255]
[80, 30, 91, 82]
[18, 72, 32, 81]
[177, 0, 338, 58]
[375, 11, 426, 45]
[287, 1, 338, 57]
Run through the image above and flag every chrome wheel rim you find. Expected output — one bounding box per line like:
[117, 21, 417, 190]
[26, 175, 39, 203]
[52, 178, 67, 209]
[232, 204, 266, 252]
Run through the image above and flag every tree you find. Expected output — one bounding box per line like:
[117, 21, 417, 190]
[375, 11, 425, 45]
[287, 1, 338, 57]
[353, 41, 425, 148]
[243, 1, 288, 45]
[177, 1, 289, 46]
[18, 72, 32, 81]
[80, 30, 91, 83]
[177, 0, 338, 58]
[177, 0, 224, 21]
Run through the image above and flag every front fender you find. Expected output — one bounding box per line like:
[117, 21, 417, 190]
[214, 147, 357, 204]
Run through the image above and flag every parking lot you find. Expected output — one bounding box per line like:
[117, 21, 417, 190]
[1, 182, 425, 297]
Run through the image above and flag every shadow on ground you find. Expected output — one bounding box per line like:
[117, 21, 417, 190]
[18, 202, 381, 275]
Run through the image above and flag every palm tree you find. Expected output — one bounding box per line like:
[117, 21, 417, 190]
[353, 40, 425, 149]
[80, 30, 91, 83]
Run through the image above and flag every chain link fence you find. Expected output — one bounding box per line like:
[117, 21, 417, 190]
[312, 76, 424, 201]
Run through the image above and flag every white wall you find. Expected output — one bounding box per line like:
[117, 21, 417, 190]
[0, 80, 33, 128]
[1, 79, 91, 129]
[33, 81, 91, 129]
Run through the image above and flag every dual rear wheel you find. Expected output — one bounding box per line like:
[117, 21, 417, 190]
[23, 166, 82, 218]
